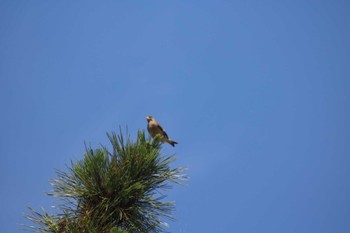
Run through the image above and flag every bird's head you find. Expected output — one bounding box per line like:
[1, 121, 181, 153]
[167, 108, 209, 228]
[146, 116, 154, 122]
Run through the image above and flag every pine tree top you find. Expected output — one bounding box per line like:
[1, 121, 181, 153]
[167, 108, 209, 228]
[23, 130, 187, 233]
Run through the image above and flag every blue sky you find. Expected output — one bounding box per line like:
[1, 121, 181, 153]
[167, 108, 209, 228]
[1, 1, 349, 232]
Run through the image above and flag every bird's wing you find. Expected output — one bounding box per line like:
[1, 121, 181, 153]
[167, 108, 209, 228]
[157, 124, 169, 139]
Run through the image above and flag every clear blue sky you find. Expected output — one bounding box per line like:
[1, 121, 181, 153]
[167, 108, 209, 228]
[1, 1, 349, 232]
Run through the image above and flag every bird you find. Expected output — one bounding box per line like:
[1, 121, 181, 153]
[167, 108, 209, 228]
[146, 116, 178, 147]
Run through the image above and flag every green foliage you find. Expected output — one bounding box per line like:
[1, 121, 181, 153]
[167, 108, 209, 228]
[110, 227, 128, 233]
[23, 130, 186, 232]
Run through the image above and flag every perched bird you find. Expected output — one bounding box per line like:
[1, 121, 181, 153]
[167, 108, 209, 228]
[146, 116, 178, 147]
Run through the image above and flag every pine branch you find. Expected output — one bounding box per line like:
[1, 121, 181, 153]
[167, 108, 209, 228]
[23, 129, 187, 233]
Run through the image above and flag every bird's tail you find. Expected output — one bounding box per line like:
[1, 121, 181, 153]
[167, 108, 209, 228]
[167, 139, 178, 147]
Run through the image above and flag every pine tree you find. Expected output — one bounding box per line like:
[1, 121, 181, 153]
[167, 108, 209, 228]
[23, 130, 187, 233]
